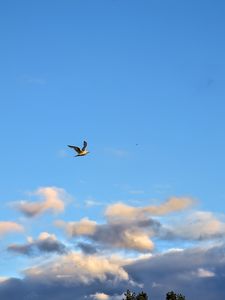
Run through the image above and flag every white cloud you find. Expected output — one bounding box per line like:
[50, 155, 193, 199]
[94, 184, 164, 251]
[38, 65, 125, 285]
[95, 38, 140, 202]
[89, 292, 124, 300]
[56, 218, 97, 236]
[0, 221, 24, 236]
[168, 211, 225, 240]
[90, 292, 109, 300]
[8, 231, 67, 255]
[56, 217, 155, 252]
[196, 268, 215, 278]
[105, 197, 194, 222]
[24, 252, 129, 284]
[14, 187, 67, 217]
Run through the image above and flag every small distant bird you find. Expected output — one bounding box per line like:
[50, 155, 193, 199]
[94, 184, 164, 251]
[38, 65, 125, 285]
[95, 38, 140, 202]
[68, 141, 89, 157]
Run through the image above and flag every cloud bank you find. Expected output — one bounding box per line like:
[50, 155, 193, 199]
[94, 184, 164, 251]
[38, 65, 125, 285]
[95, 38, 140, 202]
[1, 244, 225, 300]
[2, 189, 225, 300]
[56, 197, 195, 253]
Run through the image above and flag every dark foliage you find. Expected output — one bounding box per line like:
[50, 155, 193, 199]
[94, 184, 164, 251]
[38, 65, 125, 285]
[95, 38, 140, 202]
[136, 291, 148, 300]
[123, 290, 136, 300]
[123, 289, 148, 300]
[123, 289, 185, 300]
[166, 291, 185, 300]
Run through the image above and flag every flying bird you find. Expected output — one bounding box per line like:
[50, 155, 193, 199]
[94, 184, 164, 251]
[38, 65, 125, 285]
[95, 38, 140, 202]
[68, 141, 89, 157]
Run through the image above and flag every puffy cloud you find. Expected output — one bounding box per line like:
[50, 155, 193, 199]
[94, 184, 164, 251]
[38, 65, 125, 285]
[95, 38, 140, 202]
[77, 242, 98, 254]
[105, 197, 194, 222]
[56, 218, 97, 236]
[56, 218, 157, 252]
[56, 198, 180, 253]
[0, 221, 24, 236]
[56, 200, 225, 254]
[90, 292, 109, 300]
[56, 197, 195, 253]
[91, 224, 155, 252]
[89, 292, 122, 300]
[196, 268, 215, 278]
[163, 211, 225, 241]
[8, 232, 67, 255]
[24, 252, 129, 284]
[14, 187, 67, 217]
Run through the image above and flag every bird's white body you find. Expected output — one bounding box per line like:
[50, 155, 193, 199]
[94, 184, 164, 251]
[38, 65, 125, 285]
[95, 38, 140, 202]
[75, 150, 89, 156]
[68, 141, 89, 157]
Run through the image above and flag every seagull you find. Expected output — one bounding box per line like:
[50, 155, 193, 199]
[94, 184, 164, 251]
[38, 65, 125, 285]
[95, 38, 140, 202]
[68, 141, 89, 157]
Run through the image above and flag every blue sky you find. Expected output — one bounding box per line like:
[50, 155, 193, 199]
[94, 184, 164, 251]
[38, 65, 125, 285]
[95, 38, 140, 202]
[1, 1, 225, 299]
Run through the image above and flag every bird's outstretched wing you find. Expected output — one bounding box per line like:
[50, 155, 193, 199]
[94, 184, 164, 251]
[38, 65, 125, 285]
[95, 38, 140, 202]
[82, 141, 88, 151]
[68, 145, 81, 154]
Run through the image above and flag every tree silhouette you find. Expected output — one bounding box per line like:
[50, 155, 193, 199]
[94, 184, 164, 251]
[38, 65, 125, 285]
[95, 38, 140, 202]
[123, 289, 136, 300]
[123, 290, 148, 300]
[166, 291, 177, 300]
[176, 293, 185, 300]
[136, 291, 148, 300]
[122, 289, 185, 300]
[166, 291, 185, 300]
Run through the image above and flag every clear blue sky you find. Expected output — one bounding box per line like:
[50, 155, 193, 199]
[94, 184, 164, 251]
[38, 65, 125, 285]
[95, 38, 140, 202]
[1, 1, 225, 299]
